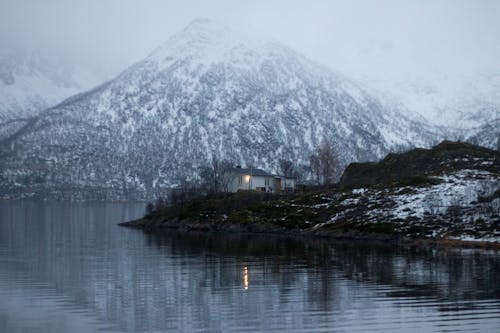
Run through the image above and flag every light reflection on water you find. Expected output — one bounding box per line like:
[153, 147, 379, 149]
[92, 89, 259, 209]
[0, 200, 499, 332]
[243, 266, 249, 290]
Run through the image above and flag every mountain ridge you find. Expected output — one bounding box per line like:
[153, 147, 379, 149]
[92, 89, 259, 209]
[0, 19, 446, 200]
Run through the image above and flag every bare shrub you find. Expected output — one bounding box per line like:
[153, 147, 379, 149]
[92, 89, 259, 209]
[309, 138, 340, 185]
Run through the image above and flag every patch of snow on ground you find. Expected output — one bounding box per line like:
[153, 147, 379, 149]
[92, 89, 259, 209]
[341, 198, 360, 206]
[391, 169, 499, 219]
[352, 188, 367, 195]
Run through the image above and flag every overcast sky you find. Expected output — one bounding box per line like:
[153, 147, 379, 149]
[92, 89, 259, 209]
[1, 0, 499, 83]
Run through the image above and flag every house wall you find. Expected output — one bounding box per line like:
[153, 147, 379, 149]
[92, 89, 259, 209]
[251, 176, 273, 191]
[227, 173, 275, 192]
[228, 174, 247, 192]
[227, 172, 295, 193]
[273, 177, 295, 192]
[282, 178, 295, 189]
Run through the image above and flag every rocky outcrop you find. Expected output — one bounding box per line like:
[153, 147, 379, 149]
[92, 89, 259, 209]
[121, 142, 500, 247]
[339, 141, 499, 188]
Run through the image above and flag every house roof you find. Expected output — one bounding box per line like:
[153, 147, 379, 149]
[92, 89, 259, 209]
[230, 167, 296, 179]
[231, 167, 274, 177]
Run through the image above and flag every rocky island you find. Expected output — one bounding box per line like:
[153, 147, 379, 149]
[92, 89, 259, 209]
[120, 141, 500, 248]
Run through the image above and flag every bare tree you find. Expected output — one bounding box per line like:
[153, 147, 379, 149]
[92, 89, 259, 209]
[199, 155, 234, 193]
[279, 159, 294, 177]
[169, 179, 200, 205]
[218, 159, 235, 192]
[293, 163, 307, 183]
[154, 196, 168, 211]
[309, 139, 339, 185]
[199, 164, 216, 194]
[145, 202, 154, 215]
[279, 159, 297, 190]
[309, 154, 320, 184]
[497, 132, 500, 152]
[468, 136, 479, 145]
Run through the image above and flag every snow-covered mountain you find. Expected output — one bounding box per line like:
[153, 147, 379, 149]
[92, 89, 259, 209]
[0, 45, 101, 122]
[359, 72, 500, 129]
[356, 72, 500, 151]
[0, 19, 442, 200]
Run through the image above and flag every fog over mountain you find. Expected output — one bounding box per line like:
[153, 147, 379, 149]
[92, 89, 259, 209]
[1, 0, 499, 127]
[0, 45, 103, 122]
[0, 19, 442, 199]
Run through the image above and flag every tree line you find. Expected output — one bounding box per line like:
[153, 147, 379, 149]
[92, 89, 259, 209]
[146, 138, 341, 214]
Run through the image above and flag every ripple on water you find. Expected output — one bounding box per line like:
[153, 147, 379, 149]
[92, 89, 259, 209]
[0, 201, 499, 332]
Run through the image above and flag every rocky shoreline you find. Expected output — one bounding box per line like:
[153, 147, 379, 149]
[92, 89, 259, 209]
[120, 142, 500, 250]
[119, 217, 500, 250]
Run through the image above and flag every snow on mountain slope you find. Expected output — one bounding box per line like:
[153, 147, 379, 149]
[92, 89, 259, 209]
[466, 120, 500, 150]
[359, 72, 500, 129]
[0, 46, 101, 122]
[0, 19, 441, 200]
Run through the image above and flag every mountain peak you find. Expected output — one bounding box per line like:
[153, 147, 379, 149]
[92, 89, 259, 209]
[177, 18, 232, 42]
[183, 18, 224, 31]
[0, 19, 443, 200]
[147, 19, 271, 68]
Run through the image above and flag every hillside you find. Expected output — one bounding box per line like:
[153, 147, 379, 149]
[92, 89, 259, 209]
[122, 141, 500, 246]
[0, 19, 440, 200]
[339, 140, 498, 188]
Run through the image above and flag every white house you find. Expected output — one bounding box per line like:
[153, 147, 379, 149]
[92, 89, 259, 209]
[227, 167, 296, 193]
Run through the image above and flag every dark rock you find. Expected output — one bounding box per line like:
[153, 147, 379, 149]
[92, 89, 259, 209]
[339, 141, 499, 188]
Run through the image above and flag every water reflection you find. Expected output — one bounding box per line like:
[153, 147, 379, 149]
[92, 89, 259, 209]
[0, 200, 499, 332]
[243, 266, 249, 290]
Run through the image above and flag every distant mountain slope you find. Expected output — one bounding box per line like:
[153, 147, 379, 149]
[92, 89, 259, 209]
[360, 73, 500, 130]
[465, 119, 500, 150]
[0, 46, 101, 122]
[0, 19, 441, 200]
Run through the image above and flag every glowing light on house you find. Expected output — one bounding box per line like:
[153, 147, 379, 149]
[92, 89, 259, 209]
[243, 266, 249, 290]
[244, 175, 251, 183]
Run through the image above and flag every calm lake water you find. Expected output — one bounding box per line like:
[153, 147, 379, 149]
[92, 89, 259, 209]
[0, 201, 499, 332]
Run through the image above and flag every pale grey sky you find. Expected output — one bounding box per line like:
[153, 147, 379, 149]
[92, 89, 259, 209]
[1, 0, 499, 82]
